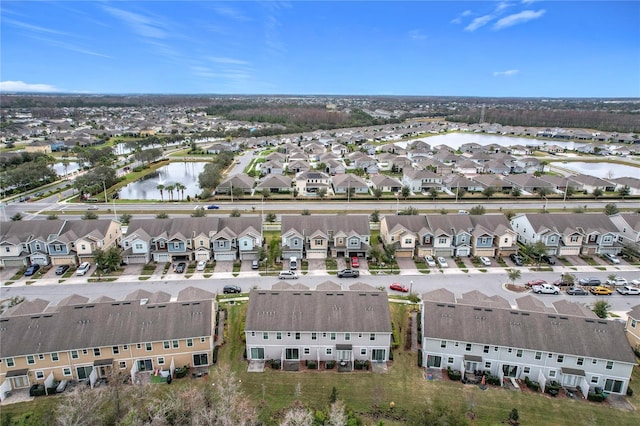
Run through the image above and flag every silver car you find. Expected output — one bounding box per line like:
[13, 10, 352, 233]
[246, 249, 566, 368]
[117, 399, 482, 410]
[424, 256, 436, 267]
[437, 257, 449, 268]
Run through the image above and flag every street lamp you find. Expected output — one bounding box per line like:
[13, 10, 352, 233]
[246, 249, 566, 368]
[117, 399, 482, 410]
[410, 280, 413, 294]
[102, 181, 108, 204]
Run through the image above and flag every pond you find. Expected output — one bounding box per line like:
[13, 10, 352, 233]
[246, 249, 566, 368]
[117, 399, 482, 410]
[52, 162, 83, 177]
[117, 161, 208, 200]
[550, 161, 639, 179]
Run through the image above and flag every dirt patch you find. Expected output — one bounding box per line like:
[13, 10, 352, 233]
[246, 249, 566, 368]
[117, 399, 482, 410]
[504, 284, 529, 293]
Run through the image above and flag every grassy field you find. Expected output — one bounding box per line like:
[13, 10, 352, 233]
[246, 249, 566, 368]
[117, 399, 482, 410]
[217, 300, 640, 425]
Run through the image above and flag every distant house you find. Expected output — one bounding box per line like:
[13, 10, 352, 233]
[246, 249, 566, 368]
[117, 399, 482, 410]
[295, 171, 331, 195]
[625, 304, 640, 353]
[370, 174, 403, 193]
[256, 175, 292, 194]
[402, 169, 443, 193]
[331, 174, 369, 195]
[216, 174, 256, 194]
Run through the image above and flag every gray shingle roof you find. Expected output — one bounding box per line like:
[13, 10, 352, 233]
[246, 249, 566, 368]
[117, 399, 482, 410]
[245, 289, 391, 333]
[0, 299, 215, 358]
[281, 214, 370, 237]
[423, 301, 636, 363]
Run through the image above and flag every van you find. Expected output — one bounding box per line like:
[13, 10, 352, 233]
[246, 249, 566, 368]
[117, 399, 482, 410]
[76, 262, 91, 276]
[289, 257, 298, 270]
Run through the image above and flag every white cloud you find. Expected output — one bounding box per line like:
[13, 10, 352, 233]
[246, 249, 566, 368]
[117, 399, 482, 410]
[493, 9, 546, 30]
[465, 14, 493, 31]
[208, 57, 250, 65]
[3, 18, 71, 36]
[0, 81, 60, 92]
[408, 30, 426, 41]
[493, 69, 520, 77]
[213, 5, 250, 21]
[451, 10, 473, 24]
[102, 6, 167, 39]
[521, 0, 540, 4]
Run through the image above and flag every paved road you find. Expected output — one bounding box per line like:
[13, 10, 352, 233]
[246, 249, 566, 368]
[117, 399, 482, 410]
[2, 267, 639, 315]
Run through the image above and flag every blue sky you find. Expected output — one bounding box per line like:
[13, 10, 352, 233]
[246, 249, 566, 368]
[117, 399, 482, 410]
[1, 1, 638, 97]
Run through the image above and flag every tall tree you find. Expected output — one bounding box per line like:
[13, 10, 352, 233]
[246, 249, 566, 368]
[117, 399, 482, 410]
[156, 183, 165, 201]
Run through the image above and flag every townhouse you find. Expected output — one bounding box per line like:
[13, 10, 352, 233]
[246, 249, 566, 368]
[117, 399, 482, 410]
[0, 219, 122, 267]
[280, 214, 370, 260]
[244, 289, 392, 370]
[624, 305, 640, 353]
[295, 170, 332, 195]
[0, 288, 216, 400]
[608, 213, 640, 247]
[402, 169, 443, 193]
[121, 217, 262, 263]
[510, 213, 622, 256]
[331, 173, 369, 195]
[216, 173, 256, 194]
[422, 301, 636, 396]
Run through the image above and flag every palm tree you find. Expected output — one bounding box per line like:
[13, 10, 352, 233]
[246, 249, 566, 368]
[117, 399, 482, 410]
[156, 184, 165, 202]
[165, 184, 176, 201]
[507, 268, 521, 285]
[175, 183, 186, 201]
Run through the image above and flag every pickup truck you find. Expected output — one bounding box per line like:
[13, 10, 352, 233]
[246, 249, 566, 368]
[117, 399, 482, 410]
[532, 283, 561, 295]
[606, 277, 628, 286]
[616, 285, 640, 296]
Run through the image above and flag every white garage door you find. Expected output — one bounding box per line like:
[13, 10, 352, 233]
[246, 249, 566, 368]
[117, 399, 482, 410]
[215, 252, 236, 261]
[125, 255, 147, 264]
[2, 259, 25, 267]
[155, 253, 170, 262]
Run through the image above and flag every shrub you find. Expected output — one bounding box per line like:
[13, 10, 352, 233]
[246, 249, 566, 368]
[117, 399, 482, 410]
[389, 349, 394, 361]
[417, 350, 423, 367]
[175, 365, 189, 378]
[213, 346, 219, 363]
[270, 359, 281, 370]
[545, 381, 561, 395]
[524, 376, 540, 392]
[588, 392, 605, 402]
[446, 367, 462, 381]
[486, 375, 501, 386]
[306, 360, 317, 369]
[391, 322, 400, 349]
[325, 360, 335, 369]
[627, 386, 633, 397]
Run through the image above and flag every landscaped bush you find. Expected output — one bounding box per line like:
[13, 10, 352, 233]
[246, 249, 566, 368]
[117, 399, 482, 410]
[270, 359, 281, 370]
[627, 386, 633, 397]
[306, 360, 317, 369]
[486, 375, 501, 386]
[447, 367, 462, 381]
[524, 376, 540, 392]
[213, 346, 219, 363]
[417, 350, 423, 367]
[174, 365, 189, 378]
[391, 322, 400, 349]
[545, 380, 561, 395]
[325, 360, 335, 369]
[588, 392, 606, 402]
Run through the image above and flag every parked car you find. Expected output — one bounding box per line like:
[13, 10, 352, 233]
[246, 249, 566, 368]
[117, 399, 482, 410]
[578, 277, 601, 286]
[437, 257, 448, 268]
[603, 253, 621, 264]
[590, 286, 612, 295]
[76, 262, 91, 276]
[541, 255, 556, 265]
[251, 259, 259, 269]
[207, 205, 219, 210]
[87, 205, 99, 210]
[337, 269, 360, 278]
[55, 264, 70, 275]
[509, 253, 524, 266]
[631, 278, 640, 286]
[424, 255, 436, 267]
[532, 283, 560, 294]
[174, 262, 186, 273]
[351, 257, 360, 268]
[24, 264, 40, 276]
[526, 279, 547, 288]
[278, 270, 298, 279]
[566, 286, 589, 296]
[479, 256, 491, 266]
[606, 277, 627, 286]
[552, 276, 575, 287]
[223, 285, 241, 294]
[617, 286, 640, 296]
[196, 261, 206, 271]
[389, 283, 409, 292]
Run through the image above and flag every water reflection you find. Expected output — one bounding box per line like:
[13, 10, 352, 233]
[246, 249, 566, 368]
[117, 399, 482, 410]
[118, 162, 207, 200]
[552, 162, 638, 179]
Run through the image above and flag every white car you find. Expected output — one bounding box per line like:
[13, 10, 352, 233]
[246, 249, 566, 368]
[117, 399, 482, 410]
[196, 261, 206, 271]
[278, 270, 298, 279]
[437, 257, 449, 268]
[617, 286, 640, 296]
[532, 283, 560, 295]
[603, 253, 621, 264]
[479, 256, 491, 266]
[606, 277, 627, 286]
[631, 279, 640, 286]
[424, 256, 436, 267]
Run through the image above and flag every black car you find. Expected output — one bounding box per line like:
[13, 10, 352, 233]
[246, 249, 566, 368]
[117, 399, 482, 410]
[207, 205, 219, 210]
[541, 255, 556, 265]
[337, 269, 360, 278]
[509, 254, 524, 266]
[55, 265, 70, 275]
[174, 262, 186, 273]
[566, 286, 589, 295]
[223, 285, 241, 294]
[24, 264, 40, 276]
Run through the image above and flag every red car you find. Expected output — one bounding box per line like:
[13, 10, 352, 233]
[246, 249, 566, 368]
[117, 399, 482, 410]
[351, 257, 360, 268]
[526, 279, 547, 288]
[389, 283, 409, 292]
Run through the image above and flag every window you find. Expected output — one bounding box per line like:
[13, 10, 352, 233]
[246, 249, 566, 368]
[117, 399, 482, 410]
[360, 349, 367, 356]
[83, 349, 88, 355]
[330, 333, 336, 340]
[370, 333, 375, 341]
[549, 370, 556, 378]
[135, 243, 143, 250]
[186, 339, 193, 347]
[507, 348, 513, 353]
[577, 357, 584, 366]
[326, 348, 332, 355]
[591, 376, 599, 384]
[263, 332, 269, 340]
[81, 244, 86, 250]
[322, 332, 327, 338]
[315, 239, 323, 245]
[119, 361, 127, 369]
[27, 355, 35, 365]
[277, 332, 282, 340]
[295, 332, 301, 340]
[157, 357, 165, 365]
[345, 333, 350, 341]
[485, 362, 492, 369]
[62, 367, 72, 376]
[466, 344, 472, 352]
[606, 361, 613, 370]
[448, 357, 454, 364]
[441, 341, 447, 348]
[35, 371, 44, 380]
[6, 358, 14, 367]
[548, 353, 553, 358]
[51, 352, 59, 362]
[592, 359, 598, 365]
[439, 238, 447, 244]
[557, 355, 564, 363]
[163, 341, 170, 349]
[76, 366, 93, 380]
[570, 235, 579, 242]
[483, 345, 489, 353]
[250, 348, 264, 359]
[38, 354, 45, 360]
[112, 346, 120, 355]
[136, 344, 142, 350]
[123, 345, 128, 350]
[358, 333, 363, 338]
[304, 348, 310, 355]
[285, 348, 299, 360]
[71, 350, 78, 359]
[146, 342, 152, 351]
[193, 353, 209, 366]
[632, 319, 637, 328]
[200, 337, 206, 343]
[93, 348, 101, 357]
[517, 349, 523, 358]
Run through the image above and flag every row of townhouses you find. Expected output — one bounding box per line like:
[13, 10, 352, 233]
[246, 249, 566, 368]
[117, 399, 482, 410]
[3, 284, 635, 401]
[1, 213, 638, 267]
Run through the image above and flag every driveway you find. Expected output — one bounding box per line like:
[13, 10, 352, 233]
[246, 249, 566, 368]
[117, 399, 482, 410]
[214, 261, 234, 273]
[565, 256, 588, 266]
[307, 259, 325, 274]
[396, 257, 417, 272]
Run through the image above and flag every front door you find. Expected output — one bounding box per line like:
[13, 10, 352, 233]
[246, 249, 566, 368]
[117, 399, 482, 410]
[11, 376, 29, 389]
[426, 355, 442, 368]
[465, 361, 478, 372]
[562, 374, 579, 388]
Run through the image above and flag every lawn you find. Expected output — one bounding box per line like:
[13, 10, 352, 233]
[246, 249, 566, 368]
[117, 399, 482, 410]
[216, 300, 640, 425]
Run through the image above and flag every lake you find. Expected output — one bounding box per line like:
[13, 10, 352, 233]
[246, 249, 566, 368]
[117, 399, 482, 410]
[117, 162, 208, 200]
[551, 161, 639, 179]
